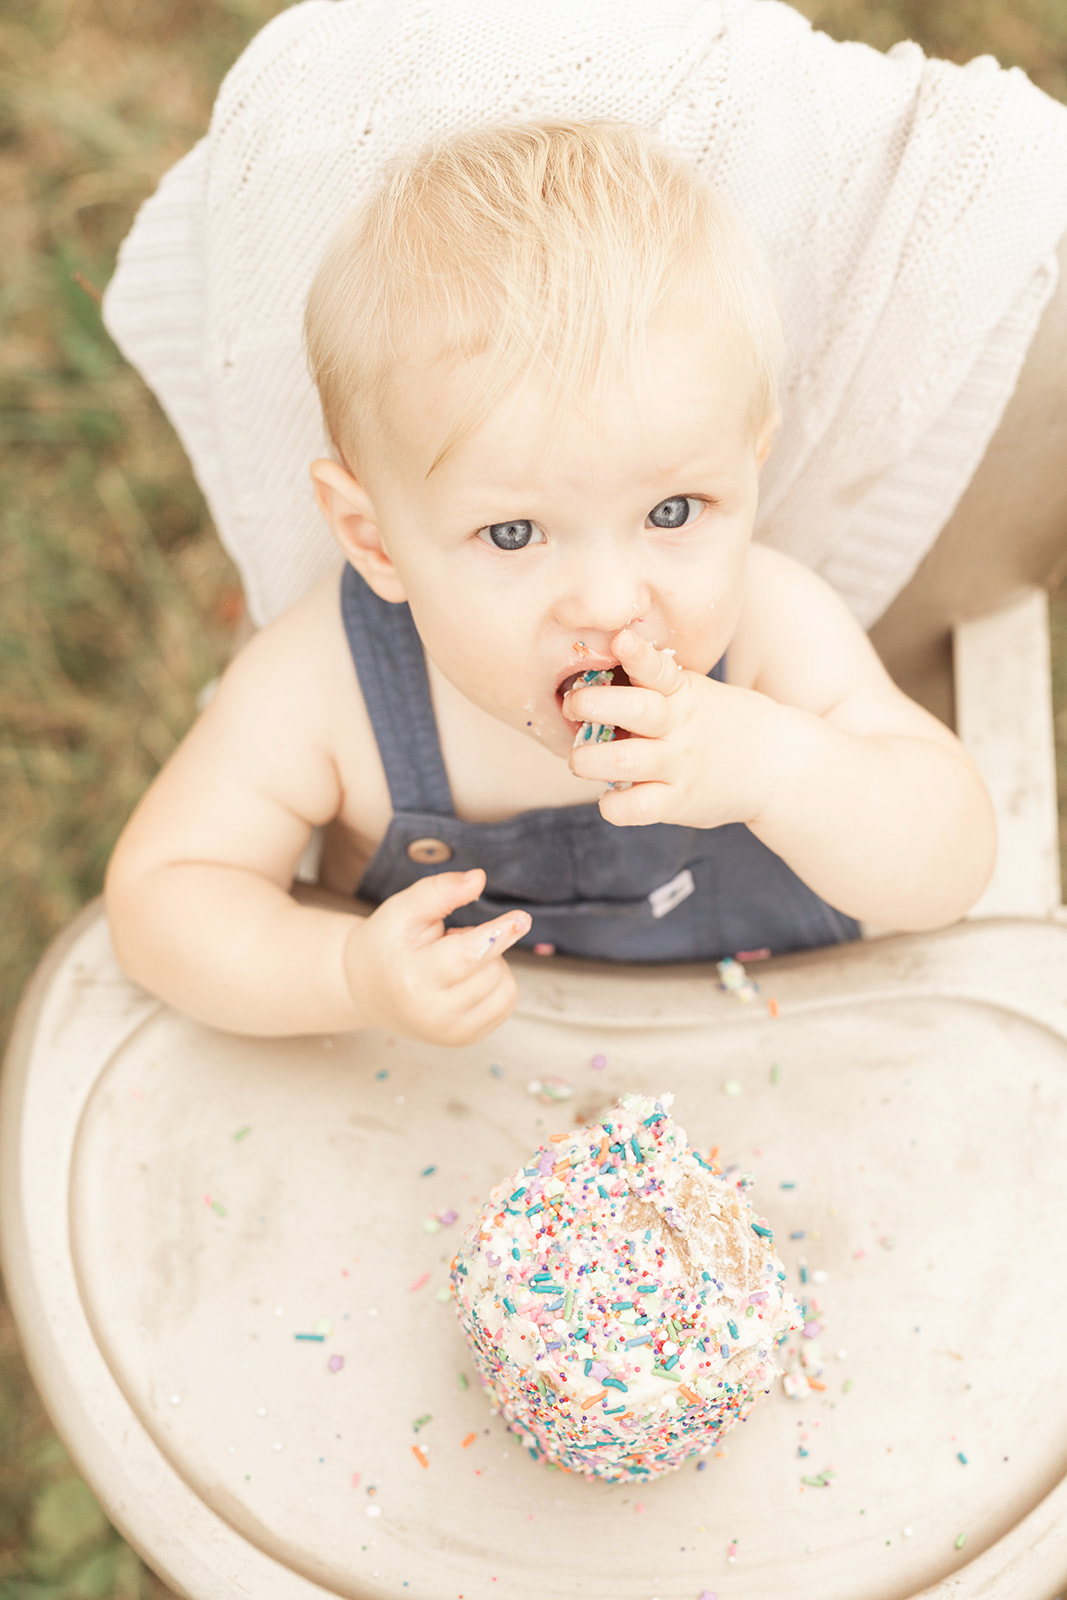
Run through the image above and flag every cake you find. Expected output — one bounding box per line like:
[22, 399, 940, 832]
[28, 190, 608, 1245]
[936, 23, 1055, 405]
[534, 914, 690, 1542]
[571, 666, 618, 747]
[450, 1092, 801, 1481]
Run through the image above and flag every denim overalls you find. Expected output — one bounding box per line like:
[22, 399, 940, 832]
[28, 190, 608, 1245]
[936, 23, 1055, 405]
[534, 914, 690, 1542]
[342, 565, 860, 963]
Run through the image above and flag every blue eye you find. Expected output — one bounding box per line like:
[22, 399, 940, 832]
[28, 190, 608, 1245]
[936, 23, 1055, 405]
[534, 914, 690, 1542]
[647, 496, 703, 529]
[477, 520, 543, 550]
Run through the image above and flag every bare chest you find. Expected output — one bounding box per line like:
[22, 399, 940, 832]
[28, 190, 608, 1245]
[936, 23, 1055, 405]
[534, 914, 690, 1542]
[321, 659, 603, 894]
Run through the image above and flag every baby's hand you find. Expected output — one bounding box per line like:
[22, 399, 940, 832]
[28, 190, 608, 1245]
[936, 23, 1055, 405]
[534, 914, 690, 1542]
[343, 869, 531, 1045]
[566, 629, 784, 830]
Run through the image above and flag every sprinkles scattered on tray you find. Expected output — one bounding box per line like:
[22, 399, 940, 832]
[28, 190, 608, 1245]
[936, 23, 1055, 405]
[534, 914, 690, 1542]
[717, 957, 759, 1003]
[526, 1075, 575, 1103]
[450, 1092, 801, 1481]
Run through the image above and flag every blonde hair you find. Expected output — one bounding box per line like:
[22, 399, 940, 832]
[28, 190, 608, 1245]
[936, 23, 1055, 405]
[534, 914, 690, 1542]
[305, 118, 783, 478]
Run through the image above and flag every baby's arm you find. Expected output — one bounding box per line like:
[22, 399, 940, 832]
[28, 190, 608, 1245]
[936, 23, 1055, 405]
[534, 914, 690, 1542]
[105, 592, 529, 1040]
[566, 546, 996, 930]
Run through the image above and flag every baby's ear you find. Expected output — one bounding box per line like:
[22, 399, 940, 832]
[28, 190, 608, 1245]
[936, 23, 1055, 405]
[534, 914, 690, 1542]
[309, 459, 407, 602]
[755, 409, 780, 467]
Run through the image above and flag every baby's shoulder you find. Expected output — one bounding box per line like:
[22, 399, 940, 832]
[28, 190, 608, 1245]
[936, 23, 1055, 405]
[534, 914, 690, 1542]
[729, 543, 883, 712]
[207, 565, 367, 758]
[220, 568, 345, 693]
[188, 564, 390, 839]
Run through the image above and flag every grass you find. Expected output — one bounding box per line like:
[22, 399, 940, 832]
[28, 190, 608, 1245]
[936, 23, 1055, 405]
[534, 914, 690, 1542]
[1, 0, 1065, 1592]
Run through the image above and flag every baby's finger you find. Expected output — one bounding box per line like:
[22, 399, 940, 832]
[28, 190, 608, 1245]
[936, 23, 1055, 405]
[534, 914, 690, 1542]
[565, 684, 672, 739]
[391, 868, 486, 947]
[444, 964, 520, 1044]
[611, 628, 687, 696]
[447, 950, 518, 1017]
[597, 778, 673, 827]
[571, 733, 663, 785]
[435, 909, 531, 985]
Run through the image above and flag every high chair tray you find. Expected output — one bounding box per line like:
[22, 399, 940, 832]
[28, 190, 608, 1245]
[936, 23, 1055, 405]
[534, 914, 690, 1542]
[4, 899, 1067, 1600]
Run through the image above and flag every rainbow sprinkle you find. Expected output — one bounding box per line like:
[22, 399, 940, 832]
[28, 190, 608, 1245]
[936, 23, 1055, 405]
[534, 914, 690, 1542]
[450, 1093, 801, 1481]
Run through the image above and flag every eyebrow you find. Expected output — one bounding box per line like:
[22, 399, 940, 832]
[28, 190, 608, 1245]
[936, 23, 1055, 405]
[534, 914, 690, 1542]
[645, 459, 742, 487]
[450, 468, 741, 513]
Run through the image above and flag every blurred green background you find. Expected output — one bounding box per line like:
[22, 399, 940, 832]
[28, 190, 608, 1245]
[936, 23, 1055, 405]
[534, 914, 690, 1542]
[1, 0, 1066, 1592]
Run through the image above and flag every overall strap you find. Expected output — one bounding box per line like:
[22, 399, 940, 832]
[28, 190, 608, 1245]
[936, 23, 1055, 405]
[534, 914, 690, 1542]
[340, 563, 456, 816]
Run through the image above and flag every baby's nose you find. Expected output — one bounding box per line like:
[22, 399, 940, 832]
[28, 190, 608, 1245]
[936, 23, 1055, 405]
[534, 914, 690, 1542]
[556, 546, 648, 634]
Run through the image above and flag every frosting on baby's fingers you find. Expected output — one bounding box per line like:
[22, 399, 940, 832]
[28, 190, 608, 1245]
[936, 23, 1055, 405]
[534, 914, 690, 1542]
[472, 913, 531, 961]
[613, 630, 684, 693]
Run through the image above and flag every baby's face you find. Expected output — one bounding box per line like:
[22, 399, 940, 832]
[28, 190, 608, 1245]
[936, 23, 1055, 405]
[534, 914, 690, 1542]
[362, 327, 771, 759]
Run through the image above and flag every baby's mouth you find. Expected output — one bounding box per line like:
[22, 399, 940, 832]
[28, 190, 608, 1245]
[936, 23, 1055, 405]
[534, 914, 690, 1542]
[556, 664, 632, 741]
[556, 663, 632, 710]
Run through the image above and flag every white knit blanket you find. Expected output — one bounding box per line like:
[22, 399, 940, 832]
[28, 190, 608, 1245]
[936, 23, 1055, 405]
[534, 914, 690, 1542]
[103, 0, 1067, 629]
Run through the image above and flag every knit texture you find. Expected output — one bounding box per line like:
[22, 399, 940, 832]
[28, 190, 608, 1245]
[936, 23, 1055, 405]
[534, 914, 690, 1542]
[103, 0, 1067, 628]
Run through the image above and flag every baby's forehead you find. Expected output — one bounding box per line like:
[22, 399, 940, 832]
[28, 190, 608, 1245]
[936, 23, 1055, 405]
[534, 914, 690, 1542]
[379, 324, 763, 478]
[370, 347, 760, 515]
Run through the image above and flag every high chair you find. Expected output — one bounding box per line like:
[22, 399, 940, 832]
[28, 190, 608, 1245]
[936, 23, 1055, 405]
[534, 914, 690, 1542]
[4, 583, 1067, 1600]
[6, 2, 1067, 1586]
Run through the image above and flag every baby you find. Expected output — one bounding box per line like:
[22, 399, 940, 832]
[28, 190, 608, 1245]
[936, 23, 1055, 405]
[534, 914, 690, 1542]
[104, 119, 996, 1045]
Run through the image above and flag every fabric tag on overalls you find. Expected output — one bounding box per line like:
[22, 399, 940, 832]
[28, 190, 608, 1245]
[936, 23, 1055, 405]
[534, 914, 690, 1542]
[648, 868, 695, 919]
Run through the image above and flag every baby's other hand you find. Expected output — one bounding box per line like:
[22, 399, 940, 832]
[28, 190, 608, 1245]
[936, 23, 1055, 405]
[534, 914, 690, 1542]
[566, 629, 784, 830]
[343, 869, 531, 1045]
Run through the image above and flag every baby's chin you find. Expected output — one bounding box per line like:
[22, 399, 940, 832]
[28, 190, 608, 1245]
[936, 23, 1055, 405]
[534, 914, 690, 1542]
[472, 689, 575, 759]
[455, 679, 578, 760]
[515, 705, 583, 761]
